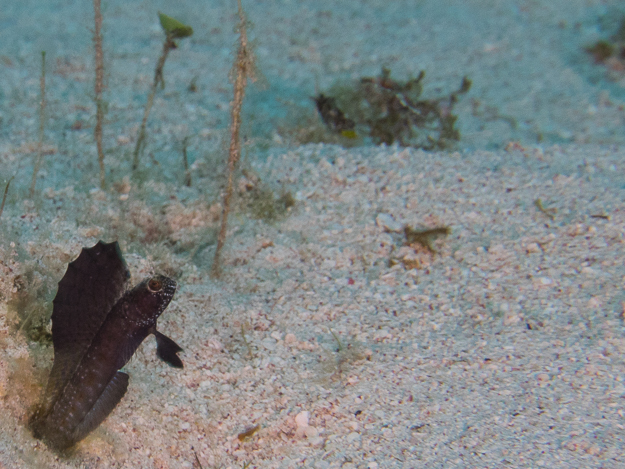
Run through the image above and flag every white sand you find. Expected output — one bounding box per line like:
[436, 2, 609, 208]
[1, 1, 625, 468]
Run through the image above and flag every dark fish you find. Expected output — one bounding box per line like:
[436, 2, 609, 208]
[29, 241, 183, 451]
[313, 93, 356, 136]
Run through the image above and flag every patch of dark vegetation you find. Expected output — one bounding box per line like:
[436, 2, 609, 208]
[312, 68, 471, 149]
[586, 40, 616, 64]
[585, 16, 625, 73]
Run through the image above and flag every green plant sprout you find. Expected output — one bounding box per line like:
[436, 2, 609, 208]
[158, 12, 194, 39]
[133, 13, 194, 171]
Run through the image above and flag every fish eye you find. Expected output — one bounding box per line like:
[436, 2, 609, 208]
[147, 278, 163, 292]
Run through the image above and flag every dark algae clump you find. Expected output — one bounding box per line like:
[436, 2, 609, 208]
[29, 241, 183, 452]
[315, 68, 471, 149]
[584, 16, 625, 72]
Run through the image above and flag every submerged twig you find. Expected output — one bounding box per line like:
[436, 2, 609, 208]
[534, 198, 556, 221]
[29, 51, 46, 197]
[133, 37, 175, 170]
[212, 0, 256, 278]
[192, 447, 203, 469]
[240, 324, 254, 360]
[238, 424, 260, 441]
[182, 136, 192, 187]
[93, 0, 106, 189]
[328, 327, 343, 352]
[0, 176, 14, 221]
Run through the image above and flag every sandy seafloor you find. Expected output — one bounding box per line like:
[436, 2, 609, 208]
[1, 0, 625, 468]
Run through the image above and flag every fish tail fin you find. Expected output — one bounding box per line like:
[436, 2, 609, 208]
[153, 330, 184, 368]
[71, 371, 129, 446]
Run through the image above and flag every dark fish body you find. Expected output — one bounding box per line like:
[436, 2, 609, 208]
[313, 93, 355, 133]
[29, 241, 183, 451]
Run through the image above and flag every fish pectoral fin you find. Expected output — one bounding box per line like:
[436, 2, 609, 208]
[153, 330, 184, 368]
[71, 371, 129, 445]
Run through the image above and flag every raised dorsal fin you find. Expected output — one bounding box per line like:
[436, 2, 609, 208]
[42, 241, 130, 412]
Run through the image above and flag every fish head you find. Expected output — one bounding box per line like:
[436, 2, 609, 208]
[130, 274, 177, 327]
